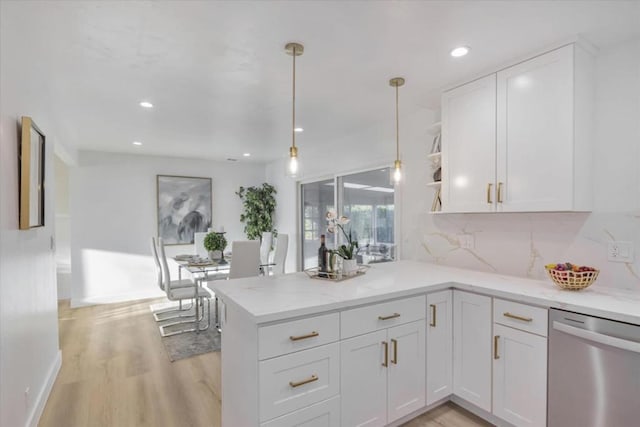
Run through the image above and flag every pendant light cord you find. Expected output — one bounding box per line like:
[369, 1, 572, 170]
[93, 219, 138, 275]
[395, 84, 399, 161]
[292, 46, 296, 150]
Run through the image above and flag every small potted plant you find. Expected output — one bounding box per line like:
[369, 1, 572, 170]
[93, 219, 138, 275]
[326, 210, 359, 275]
[204, 232, 227, 262]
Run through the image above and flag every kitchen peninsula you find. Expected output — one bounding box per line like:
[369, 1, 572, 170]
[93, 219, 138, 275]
[208, 261, 640, 427]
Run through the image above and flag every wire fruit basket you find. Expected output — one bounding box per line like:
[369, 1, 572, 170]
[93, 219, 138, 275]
[545, 265, 599, 290]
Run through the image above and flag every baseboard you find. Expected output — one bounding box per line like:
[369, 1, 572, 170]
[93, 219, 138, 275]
[71, 289, 165, 308]
[26, 350, 62, 427]
[450, 395, 514, 427]
[387, 396, 451, 427]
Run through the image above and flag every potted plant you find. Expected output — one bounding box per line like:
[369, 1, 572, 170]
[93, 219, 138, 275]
[326, 210, 359, 275]
[236, 183, 277, 241]
[204, 232, 227, 261]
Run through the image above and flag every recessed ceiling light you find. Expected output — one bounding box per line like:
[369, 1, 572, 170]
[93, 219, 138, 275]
[450, 46, 470, 58]
[243, 153, 251, 157]
[132, 141, 143, 146]
[294, 127, 304, 133]
[139, 101, 153, 108]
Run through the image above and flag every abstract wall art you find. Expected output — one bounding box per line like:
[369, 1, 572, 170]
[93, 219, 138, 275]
[157, 175, 212, 244]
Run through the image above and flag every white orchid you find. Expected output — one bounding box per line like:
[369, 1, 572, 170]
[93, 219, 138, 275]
[325, 211, 358, 260]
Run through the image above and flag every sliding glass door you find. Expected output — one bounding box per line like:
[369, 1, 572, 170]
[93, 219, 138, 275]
[300, 179, 335, 270]
[300, 168, 395, 270]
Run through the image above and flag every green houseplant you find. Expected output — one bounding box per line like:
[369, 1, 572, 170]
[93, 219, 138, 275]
[204, 232, 227, 261]
[236, 183, 277, 241]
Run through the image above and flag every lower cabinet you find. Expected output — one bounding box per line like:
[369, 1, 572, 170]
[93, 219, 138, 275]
[426, 290, 453, 405]
[493, 322, 548, 426]
[261, 396, 340, 427]
[341, 320, 426, 426]
[453, 291, 492, 412]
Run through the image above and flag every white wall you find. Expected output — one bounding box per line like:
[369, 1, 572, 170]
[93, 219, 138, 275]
[0, 5, 62, 425]
[270, 38, 640, 292]
[55, 156, 72, 299]
[69, 151, 265, 306]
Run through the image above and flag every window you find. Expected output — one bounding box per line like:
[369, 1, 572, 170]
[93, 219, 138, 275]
[300, 168, 396, 270]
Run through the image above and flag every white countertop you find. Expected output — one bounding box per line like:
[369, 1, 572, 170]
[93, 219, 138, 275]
[207, 260, 640, 326]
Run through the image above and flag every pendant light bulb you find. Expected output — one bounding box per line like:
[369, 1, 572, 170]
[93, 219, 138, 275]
[393, 160, 402, 183]
[288, 146, 299, 177]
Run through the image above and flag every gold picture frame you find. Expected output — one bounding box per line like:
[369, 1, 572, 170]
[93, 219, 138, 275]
[19, 116, 45, 229]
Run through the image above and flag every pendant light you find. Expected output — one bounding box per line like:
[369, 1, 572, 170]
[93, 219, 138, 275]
[285, 42, 304, 178]
[389, 77, 405, 184]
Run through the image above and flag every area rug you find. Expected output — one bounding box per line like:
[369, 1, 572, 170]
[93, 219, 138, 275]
[150, 301, 221, 362]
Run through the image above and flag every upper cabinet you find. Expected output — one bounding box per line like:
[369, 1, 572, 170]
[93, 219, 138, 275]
[441, 43, 594, 213]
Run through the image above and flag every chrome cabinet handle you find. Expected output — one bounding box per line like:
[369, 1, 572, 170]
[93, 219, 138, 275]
[289, 374, 318, 388]
[289, 331, 319, 341]
[429, 304, 437, 327]
[382, 341, 389, 367]
[391, 338, 398, 364]
[503, 312, 533, 322]
[378, 313, 400, 321]
[487, 183, 493, 204]
[494, 335, 500, 360]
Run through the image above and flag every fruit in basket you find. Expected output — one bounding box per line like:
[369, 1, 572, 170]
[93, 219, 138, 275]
[545, 262, 596, 272]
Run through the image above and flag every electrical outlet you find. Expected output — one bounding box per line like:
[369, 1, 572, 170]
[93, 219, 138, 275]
[459, 234, 475, 249]
[608, 241, 634, 263]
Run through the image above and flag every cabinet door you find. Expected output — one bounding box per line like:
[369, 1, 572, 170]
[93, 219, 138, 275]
[453, 291, 492, 412]
[496, 45, 574, 212]
[387, 320, 426, 423]
[341, 330, 388, 427]
[426, 290, 453, 405]
[442, 74, 497, 213]
[493, 324, 547, 427]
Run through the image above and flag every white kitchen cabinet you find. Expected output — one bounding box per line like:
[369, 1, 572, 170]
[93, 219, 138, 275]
[261, 397, 340, 427]
[341, 320, 425, 426]
[441, 43, 593, 213]
[426, 290, 453, 405]
[496, 44, 592, 212]
[441, 74, 497, 213]
[492, 324, 547, 427]
[453, 291, 492, 412]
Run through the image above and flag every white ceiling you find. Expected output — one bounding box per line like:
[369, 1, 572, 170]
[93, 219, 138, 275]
[2, 1, 639, 163]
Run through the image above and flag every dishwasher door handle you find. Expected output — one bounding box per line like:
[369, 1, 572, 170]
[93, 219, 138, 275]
[553, 321, 640, 354]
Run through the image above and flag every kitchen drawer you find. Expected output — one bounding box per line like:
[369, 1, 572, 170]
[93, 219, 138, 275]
[494, 298, 548, 337]
[341, 295, 426, 339]
[261, 396, 340, 427]
[259, 312, 340, 360]
[259, 343, 340, 422]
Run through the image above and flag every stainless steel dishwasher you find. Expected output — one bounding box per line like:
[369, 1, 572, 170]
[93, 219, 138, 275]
[548, 308, 640, 427]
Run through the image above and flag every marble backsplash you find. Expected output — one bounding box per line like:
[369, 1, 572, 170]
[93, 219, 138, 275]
[410, 211, 640, 291]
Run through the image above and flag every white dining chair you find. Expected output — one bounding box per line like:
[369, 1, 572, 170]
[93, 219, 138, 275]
[272, 234, 289, 275]
[158, 238, 212, 336]
[150, 237, 195, 321]
[260, 232, 273, 265]
[229, 240, 261, 279]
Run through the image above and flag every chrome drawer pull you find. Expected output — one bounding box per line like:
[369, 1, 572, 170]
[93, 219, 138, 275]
[378, 313, 400, 321]
[289, 331, 319, 341]
[289, 375, 318, 388]
[503, 312, 533, 322]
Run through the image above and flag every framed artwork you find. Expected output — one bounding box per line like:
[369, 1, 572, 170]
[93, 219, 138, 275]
[157, 175, 212, 245]
[19, 116, 45, 230]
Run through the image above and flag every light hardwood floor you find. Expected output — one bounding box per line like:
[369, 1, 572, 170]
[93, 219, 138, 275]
[40, 299, 491, 427]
